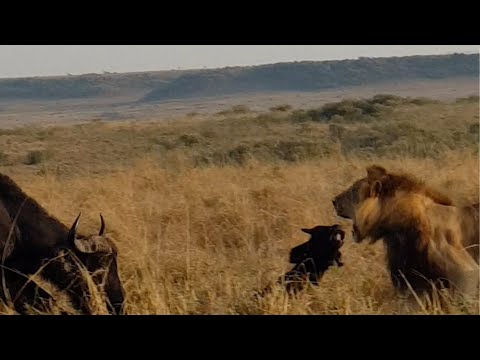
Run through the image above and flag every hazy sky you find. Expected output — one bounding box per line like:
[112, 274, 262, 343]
[0, 45, 478, 78]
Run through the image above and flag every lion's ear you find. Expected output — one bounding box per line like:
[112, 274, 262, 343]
[366, 165, 386, 181]
[370, 180, 382, 197]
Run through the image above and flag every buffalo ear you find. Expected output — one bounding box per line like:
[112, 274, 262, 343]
[370, 180, 382, 197]
[67, 213, 81, 245]
[366, 165, 386, 181]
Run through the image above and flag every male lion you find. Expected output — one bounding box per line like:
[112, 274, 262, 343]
[351, 165, 479, 297]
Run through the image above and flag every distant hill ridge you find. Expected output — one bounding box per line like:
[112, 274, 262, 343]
[0, 53, 477, 102]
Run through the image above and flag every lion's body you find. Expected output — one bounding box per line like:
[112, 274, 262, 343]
[353, 166, 479, 297]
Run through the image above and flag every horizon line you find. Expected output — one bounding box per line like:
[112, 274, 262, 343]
[0, 51, 477, 81]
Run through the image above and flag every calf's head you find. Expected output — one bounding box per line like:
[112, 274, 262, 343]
[255, 224, 346, 298]
[289, 224, 345, 269]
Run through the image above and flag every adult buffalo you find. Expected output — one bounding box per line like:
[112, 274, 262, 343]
[0, 173, 125, 315]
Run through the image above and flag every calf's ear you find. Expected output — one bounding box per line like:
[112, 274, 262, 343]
[301, 228, 314, 235]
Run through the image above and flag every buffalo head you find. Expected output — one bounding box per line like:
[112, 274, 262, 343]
[64, 213, 125, 315]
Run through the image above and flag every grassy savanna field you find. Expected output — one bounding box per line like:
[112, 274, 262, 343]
[0, 95, 478, 314]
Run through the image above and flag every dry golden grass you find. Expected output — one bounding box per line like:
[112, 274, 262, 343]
[0, 96, 478, 315]
[1, 151, 477, 315]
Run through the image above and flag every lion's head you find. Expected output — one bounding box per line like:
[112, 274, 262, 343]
[332, 178, 367, 219]
[332, 165, 453, 222]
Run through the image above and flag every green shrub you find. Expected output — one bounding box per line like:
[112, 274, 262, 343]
[0, 151, 9, 165]
[269, 104, 292, 112]
[25, 150, 50, 165]
[177, 134, 201, 147]
[217, 105, 251, 116]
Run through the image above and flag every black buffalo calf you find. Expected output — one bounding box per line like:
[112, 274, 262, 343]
[257, 224, 345, 297]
